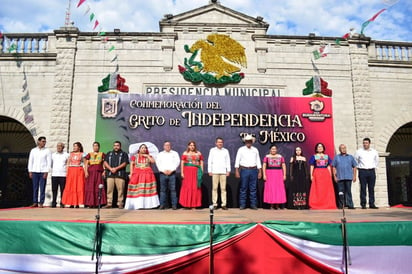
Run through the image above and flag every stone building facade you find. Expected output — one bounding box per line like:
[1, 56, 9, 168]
[0, 1, 411, 207]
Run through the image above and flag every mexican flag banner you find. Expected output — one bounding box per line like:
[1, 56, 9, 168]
[0, 220, 411, 273]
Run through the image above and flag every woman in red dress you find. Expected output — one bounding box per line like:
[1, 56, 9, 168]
[309, 143, 337, 209]
[62, 142, 86, 208]
[179, 141, 204, 209]
[84, 142, 107, 208]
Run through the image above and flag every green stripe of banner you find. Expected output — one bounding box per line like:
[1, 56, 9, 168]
[263, 221, 412, 246]
[0, 220, 254, 255]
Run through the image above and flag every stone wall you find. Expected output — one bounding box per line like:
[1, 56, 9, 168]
[1, 27, 412, 206]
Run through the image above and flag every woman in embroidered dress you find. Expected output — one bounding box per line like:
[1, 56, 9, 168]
[288, 147, 310, 209]
[62, 142, 86, 208]
[263, 145, 287, 210]
[84, 142, 107, 208]
[125, 144, 159, 209]
[179, 141, 204, 209]
[309, 143, 337, 209]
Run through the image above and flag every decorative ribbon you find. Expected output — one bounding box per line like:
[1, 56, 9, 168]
[184, 163, 203, 188]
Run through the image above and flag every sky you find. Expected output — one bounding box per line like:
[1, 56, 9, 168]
[1, 0, 411, 42]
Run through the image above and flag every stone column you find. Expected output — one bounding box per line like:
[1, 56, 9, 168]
[49, 27, 79, 150]
[349, 38, 374, 145]
[43, 27, 78, 206]
[349, 37, 388, 206]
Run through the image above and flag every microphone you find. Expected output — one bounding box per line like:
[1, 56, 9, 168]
[209, 204, 214, 214]
[338, 192, 344, 207]
[98, 184, 104, 199]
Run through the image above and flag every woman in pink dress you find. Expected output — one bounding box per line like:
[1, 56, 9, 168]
[309, 143, 337, 209]
[125, 144, 159, 209]
[179, 141, 204, 209]
[84, 142, 107, 208]
[62, 142, 85, 208]
[263, 144, 287, 209]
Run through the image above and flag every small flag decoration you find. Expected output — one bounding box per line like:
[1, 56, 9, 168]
[360, 9, 386, 35]
[303, 76, 332, 97]
[312, 44, 330, 60]
[98, 73, 128, 93]
[77, 0, 86, 8]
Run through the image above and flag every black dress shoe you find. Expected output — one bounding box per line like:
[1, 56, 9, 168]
[361, 205, 367, 209]
[348, 207, 356, 209]
[370, 205, 379, 209]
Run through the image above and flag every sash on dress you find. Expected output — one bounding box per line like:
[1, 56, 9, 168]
[184, 162, 203, 188]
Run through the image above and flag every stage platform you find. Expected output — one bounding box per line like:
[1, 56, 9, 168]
[1, 206, 412, 223]
[1, 206, 412, 274]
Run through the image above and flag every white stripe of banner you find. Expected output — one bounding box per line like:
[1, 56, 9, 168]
[267, 227, 412, 274]
[0, 251, 202, 273]
[0, 225, 257, 273]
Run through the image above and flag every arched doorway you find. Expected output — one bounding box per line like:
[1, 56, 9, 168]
[0, 116, 35, 208]
[386, 122, 412, 206]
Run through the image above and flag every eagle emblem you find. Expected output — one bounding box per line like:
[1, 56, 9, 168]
[178, 34, 247, 85]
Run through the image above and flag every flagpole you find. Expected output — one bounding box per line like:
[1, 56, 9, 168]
[65, 0, 72, 27]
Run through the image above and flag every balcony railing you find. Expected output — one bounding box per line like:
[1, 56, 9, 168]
[0, 33, 50, 54]
[370, 41, 412, 62]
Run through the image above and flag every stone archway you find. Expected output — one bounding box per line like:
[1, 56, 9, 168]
[0, 116, 36, 208]
[376, 111, 412, 153]
[382, 120, 412, 206]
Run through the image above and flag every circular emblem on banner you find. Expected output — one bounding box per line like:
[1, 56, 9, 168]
[310, 100, 324, 112]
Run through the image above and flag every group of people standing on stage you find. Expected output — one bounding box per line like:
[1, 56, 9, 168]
[28, 135, 379, 210]
[27, 138, 110, 208]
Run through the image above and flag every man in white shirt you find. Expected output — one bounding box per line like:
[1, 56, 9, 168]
[208, 137, 231, 210]
[354, 137, 379, 209]
[27, 136, 51, 208]
[235, 134, 262, 210]
[156, 141, 180, 210]
[51, 142, 69, 208]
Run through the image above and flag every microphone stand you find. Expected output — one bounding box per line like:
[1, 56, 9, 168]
[92, 184, 103, 274]
[209, 205, 215, 274]
[339, 192, 351, 274]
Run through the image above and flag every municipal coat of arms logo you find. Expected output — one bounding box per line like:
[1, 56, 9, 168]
[101, 97, 119, 118]
[178, 34, 247, 85]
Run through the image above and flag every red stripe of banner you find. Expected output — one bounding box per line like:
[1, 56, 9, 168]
[127, 225, 257, 274]
[261, 225, 342, 274]
[129, 224, 343, 274]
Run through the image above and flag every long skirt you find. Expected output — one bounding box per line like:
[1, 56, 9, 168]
[84, 165, 107, 207]
[179, 165, 202, 208]
[309, 168, 337, 209]
[125, 167, 159, 209]
[62, 166, 85, 206]
[264, 169, 286, 204]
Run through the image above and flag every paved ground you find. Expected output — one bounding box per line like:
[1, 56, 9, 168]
[1, 206, 411, 224]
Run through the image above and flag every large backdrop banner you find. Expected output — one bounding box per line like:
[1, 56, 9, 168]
[96, 94, 334, 165]
[96, 94, 334, 207]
